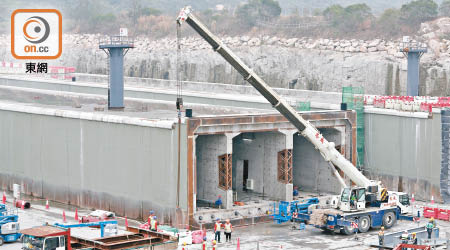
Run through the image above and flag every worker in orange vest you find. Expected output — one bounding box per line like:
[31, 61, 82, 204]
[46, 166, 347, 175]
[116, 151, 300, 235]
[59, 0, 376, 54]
[151, 216, 158, 231]
[202, 237, 207, 250]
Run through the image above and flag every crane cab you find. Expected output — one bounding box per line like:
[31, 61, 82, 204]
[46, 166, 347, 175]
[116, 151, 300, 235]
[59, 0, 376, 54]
[20, 226, 71, 250]
[339, 187, 366, 212]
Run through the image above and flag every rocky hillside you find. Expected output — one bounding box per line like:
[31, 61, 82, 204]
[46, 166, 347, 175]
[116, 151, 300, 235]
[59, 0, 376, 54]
[2, 18, 450, 96]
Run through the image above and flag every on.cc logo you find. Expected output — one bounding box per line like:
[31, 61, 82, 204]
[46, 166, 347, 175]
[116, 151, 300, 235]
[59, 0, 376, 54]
[11, 9, 62, 59]
[23, 16, 50, 44]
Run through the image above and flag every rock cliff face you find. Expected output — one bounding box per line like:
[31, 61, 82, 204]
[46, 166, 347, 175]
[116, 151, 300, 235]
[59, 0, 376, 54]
[2, 18, 450, 95]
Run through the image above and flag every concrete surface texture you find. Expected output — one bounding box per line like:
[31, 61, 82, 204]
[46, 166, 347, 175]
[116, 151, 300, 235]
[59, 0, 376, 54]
[293, 129, 342, 194]
[364, 112, 442, 202]
[0, 101, 188, 223]
[232, 132, 290, 201]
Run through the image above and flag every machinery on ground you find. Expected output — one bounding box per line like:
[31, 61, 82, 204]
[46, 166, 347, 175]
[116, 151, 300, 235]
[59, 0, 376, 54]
[21, 225, 71, 250]
[0, 204, 21, 246]
[54, 220, 118, 238]
[273, 198, 319, 224]
[80, 210, 116, 223]
[176, 6, 413, 234]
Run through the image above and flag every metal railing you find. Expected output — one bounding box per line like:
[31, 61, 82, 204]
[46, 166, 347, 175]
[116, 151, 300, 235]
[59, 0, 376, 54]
[99, 36, 134, 46]
[399, 41, 427, 52]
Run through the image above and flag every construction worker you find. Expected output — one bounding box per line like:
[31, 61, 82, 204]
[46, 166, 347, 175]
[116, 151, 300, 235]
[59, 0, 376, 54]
[224, 219, 232, 242]
[400, 231, 409, 250]
[148, 210, 154, 226]
[378, 226, 385, 246]
[411, 232, 417, 245]
[212, 240, 217, 250]
[401, 230, 409, 244]
[215, 196, 223, 209]
[151, 216, 158, 231]
[350, 192, 357, 209]
[181, 242, 188, 250]
[202, 237, 207, 250]
[426, 217, 435, 239]
[214, 218, 222, 243]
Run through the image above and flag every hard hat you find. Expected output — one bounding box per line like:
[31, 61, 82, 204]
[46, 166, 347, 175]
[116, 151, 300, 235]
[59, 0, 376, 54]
[149, 210, 154, 214]
[183, 242, 187, 246]
[412, 232, 416, 235]
[216, 218, 220, 221]
[212, 240, 216, 244]
[203, 237, 207, 241]
[430, 217, 434, 221]
[153, 216, 157, 219]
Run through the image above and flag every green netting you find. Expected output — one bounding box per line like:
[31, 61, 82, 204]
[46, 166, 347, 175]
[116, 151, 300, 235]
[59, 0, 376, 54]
[342, 86, 365, 167]
[297, 101, 311, 111]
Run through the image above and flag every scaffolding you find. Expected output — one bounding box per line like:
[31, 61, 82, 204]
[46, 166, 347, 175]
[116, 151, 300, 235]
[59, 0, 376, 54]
[342, 87, 365, 168]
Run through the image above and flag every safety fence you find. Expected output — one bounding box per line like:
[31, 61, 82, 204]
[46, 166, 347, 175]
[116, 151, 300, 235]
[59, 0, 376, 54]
[423, 206, 450, 221]
[365, 95, 450, 113]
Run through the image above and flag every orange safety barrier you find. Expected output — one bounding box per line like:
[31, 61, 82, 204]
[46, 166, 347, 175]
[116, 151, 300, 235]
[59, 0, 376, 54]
[437, 209, 450, 221]
[423, 207, 438, 218]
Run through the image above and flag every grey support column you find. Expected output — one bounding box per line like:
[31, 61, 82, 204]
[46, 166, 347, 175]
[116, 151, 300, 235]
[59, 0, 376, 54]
[99, 36, 134, 109]
[399, 40, 427, 96]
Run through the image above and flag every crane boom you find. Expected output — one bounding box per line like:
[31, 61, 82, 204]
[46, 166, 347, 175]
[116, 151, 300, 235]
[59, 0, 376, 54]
[177, 7, 376, 190]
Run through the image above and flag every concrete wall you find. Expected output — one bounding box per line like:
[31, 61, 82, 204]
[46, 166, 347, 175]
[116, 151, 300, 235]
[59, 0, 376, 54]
[0, 108, 188, 223]
[195, 135, 230, 206]
[293, 129, 342, 194]
[364, 111, 442, 201]
[232, 132, 289, 200]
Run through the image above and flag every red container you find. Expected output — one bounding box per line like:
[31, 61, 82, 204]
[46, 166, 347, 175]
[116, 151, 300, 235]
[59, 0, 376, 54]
[14, 200, 31, 209]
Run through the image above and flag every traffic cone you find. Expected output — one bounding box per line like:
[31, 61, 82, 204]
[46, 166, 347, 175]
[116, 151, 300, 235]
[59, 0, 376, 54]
[411, 193, 415, 202]
[75, 208, 78, 221]
[2, 192, 6, 204]
[45, 199, 49, 210]
[236, 238, 240, 250]
[63, 210, 66, 223]
[125, 216, 129, 228]
[21, 200, 25, 210]
[431, 195, 435, 204]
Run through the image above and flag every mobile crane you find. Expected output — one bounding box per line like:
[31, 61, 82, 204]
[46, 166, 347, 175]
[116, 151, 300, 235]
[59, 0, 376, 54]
[176, 6, 412, 234]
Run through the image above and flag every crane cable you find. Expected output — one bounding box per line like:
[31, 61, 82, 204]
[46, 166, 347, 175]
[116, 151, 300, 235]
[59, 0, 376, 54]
[176, 22, 182, 209]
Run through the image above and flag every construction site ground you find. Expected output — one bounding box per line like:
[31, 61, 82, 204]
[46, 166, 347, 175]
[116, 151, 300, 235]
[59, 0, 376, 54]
[3, 195, 450, 250]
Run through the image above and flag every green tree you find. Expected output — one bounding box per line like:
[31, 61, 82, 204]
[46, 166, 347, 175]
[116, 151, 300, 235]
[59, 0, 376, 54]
[236, 0, 282, 26]
[323, 4, 372, 32]
[400, 0, 438, 26]
[440, 0, 450, 16]
[377, 8, 402, 37]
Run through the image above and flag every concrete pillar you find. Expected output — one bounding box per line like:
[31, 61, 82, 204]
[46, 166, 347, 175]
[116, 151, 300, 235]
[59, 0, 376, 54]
[108, 48, 125, 108]
[280, 130, 296, 202]
[407, 52, 420, 96]
[225, 133, 239, 209]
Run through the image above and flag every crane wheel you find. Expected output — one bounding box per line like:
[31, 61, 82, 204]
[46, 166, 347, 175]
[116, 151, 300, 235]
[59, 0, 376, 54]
[382, 211, 396, 229]
[358, 216, 371, 233]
